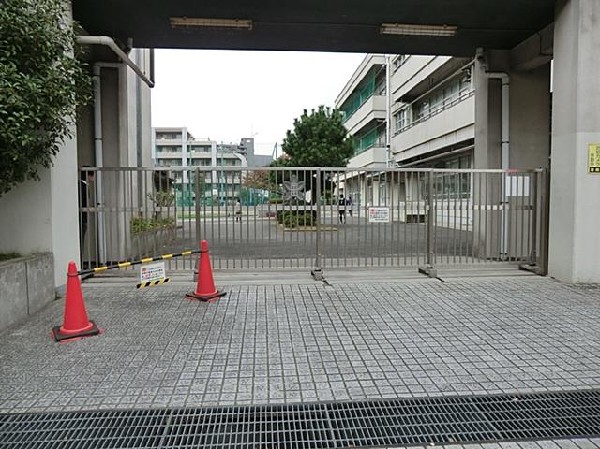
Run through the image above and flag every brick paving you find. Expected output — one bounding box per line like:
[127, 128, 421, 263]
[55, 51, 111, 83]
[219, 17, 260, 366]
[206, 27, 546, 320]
[0, 275, 599, 416]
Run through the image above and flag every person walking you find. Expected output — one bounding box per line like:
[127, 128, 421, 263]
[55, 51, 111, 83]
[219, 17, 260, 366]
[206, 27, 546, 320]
[234, 198, 242, 222]
[337, 194, 346, 224]
[347, 195, 353, 217]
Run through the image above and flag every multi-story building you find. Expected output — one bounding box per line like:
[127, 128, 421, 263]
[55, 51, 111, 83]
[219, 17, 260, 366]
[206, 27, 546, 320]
[152, 127, 271, 205]
[336, 54, 475, 208]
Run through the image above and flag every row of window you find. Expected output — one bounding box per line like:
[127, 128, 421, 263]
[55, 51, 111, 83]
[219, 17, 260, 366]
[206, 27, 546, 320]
[394, 73, 472, 134]
[353, 126, 385, 155]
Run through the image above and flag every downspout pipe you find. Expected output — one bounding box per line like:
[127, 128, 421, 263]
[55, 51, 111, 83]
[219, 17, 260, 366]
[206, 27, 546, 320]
[76, 36, 155, 88]
[486, 72, 510, 170]
[92, 65, 106, 263]
[486, 72, 510, 257]
[385, 54, 392, 168]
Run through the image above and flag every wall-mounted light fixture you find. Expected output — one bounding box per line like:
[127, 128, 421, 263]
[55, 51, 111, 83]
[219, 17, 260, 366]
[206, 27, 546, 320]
[380, 23, 457, 37]
[170, 17, 253, 30]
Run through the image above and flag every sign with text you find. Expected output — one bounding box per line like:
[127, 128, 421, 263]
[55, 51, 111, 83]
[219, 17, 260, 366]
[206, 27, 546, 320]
[368, 207, 390, 223]
[589, 144, 600, 174]
[140, 262, 166, 283]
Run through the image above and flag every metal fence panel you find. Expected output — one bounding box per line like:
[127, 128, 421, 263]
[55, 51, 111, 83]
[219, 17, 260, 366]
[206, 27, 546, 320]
[80, 167, 546, 274]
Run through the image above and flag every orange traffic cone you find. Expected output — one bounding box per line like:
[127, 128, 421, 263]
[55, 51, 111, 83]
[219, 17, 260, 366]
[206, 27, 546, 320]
[186, 240, 227, 302]
[52, 261, 100, 342]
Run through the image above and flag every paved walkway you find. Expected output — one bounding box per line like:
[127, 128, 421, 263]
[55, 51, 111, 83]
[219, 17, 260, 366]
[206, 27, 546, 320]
[1, 272, 599, 416]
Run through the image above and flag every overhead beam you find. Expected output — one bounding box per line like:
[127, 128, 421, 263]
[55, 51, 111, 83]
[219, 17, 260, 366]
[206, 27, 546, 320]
[510, 23, 554, 71]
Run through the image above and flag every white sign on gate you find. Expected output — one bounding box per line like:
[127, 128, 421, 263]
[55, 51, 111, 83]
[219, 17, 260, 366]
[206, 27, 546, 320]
[368, 207, 390, 223]
[140, 262, 166, 283]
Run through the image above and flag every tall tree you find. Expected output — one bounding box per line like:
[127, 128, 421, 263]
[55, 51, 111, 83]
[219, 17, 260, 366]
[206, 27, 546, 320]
[274, 106, 353, 204]
[281, 106, 353, 167]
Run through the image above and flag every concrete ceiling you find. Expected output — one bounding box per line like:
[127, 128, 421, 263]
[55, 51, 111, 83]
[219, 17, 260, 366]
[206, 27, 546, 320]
[72, 0, 556, 56]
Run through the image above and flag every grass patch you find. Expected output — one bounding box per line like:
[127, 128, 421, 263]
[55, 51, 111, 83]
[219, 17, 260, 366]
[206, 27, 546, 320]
[0, 252, 22, 262]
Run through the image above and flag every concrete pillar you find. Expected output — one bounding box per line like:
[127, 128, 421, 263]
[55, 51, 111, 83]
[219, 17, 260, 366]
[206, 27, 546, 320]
[549, 0, 600, 282]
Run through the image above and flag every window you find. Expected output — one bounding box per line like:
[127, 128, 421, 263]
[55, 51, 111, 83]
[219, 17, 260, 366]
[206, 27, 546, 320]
[413, 100, 429, 121]
[394, 108, 408, 132]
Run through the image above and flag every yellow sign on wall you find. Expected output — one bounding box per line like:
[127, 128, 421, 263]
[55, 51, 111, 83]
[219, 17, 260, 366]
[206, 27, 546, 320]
[589, 144, 600, 173]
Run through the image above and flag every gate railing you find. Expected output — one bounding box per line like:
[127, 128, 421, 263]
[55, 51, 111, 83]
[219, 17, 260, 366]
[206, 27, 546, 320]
[80, 167, 546, 274]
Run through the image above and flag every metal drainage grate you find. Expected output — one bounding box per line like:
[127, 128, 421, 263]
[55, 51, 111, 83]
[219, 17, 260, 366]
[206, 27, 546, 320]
[1, 390, 600, 448]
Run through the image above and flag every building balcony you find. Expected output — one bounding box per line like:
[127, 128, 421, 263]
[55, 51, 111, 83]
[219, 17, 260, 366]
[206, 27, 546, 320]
[392, 94, 475, 163]
[336, 54, 386, 107]
[155, 151, 183, 159]
[189, 151, 212, 159]
[344, 95, 386, 135]
[348, 145, 388, 168]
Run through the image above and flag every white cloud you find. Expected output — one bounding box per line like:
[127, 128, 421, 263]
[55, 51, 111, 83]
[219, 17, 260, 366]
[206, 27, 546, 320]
[151, 50, 365, 155]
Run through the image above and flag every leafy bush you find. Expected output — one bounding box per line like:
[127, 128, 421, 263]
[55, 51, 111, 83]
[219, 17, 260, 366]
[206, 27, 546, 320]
[147, 191, 175, 207]
[278, 210, 316, 228]
[0, 0, 92, 196]
[131, 217, 175, 234]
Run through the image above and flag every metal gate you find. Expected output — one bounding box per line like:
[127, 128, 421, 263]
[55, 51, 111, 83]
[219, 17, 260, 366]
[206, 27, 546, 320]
[80, 167, 546, 273]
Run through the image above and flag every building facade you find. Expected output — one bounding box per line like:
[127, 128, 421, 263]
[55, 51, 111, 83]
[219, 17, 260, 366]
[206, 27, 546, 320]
[152, 127, 271, 206]
[336, 52, 549, 210]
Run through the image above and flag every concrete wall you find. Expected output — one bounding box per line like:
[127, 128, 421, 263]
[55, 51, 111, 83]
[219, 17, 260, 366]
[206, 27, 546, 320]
[0, 253, 54, 333]
[348, 147, 387, 168]
[509, 65, 551, 169]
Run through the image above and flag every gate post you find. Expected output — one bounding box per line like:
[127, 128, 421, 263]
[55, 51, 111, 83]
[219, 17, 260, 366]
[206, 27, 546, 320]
[194, 168, 201, 243]
[519, 168, 547, 275]
[311, 168, 323, 280]
[418, 169, 437, 278]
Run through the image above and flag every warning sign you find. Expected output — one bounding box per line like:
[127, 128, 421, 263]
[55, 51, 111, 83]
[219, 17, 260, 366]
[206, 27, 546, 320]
[368, 207, 390, 223]
[589, 144, 600, 174]
[140, 262, 166, 283]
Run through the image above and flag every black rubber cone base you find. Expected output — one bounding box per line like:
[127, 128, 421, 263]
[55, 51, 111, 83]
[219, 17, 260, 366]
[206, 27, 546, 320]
[186, 290, 227, 302]
[52, 321, 100, 342]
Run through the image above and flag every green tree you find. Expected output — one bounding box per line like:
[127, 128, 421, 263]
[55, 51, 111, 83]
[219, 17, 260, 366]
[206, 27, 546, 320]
[0, 0, 92, 196]
[274, 106, 353, 203]
[281, 106, 353, 167]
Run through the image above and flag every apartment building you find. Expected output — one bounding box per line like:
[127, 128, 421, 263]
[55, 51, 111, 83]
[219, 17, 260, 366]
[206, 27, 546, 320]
[336, 54, 474, 208]
[152, 127, 271, 205]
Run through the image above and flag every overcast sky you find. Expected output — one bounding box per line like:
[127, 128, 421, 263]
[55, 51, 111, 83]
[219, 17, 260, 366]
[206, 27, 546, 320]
[151, 50, 366, 156]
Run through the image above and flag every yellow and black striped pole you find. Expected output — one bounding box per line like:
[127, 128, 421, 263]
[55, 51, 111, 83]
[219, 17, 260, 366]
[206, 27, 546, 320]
[136, 278, 171, 289]
[77, 249, 201, 276]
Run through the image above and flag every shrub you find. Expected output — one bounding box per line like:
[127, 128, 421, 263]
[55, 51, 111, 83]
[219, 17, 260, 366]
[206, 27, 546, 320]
[0, 0, 92, 196]
[131, 217, 175, 234]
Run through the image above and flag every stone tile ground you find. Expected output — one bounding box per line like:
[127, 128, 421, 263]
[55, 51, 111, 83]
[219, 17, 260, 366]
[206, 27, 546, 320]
[0, 276, 599, 414]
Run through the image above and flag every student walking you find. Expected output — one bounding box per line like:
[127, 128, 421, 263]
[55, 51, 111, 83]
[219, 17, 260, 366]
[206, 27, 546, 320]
[337, 194, 346, 224]
[234, 198, 242, 222]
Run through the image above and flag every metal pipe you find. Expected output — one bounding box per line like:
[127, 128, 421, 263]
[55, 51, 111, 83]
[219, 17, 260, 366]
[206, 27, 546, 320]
[76, 36, 155, 88]
[385, 54, 392, 167]
[487, 72, 510, 258]
[92, 65, 107, 263]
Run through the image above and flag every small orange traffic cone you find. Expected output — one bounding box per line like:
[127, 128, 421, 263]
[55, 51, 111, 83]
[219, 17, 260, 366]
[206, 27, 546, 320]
[186, 240, 226, 302]
[52, 261, 100, 342]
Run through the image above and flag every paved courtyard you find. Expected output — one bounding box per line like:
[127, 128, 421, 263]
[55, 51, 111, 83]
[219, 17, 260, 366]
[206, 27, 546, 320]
[1, 273, 599, 416]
